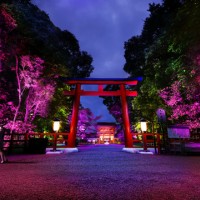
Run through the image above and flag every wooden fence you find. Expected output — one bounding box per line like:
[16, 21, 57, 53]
[3, 132, 69, 153]
[3, 132, 162, 154]
[132, 133, 161, 154]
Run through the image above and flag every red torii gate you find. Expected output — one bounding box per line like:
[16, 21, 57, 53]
[63, 78, 139, 149]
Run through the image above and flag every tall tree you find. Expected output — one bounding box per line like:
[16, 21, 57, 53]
[0, 1, 94, 132]
[121, 0, 200, 131]
[4, 55, 55, 133]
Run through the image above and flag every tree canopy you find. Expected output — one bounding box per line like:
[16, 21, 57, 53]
[123, 0, 200, 129]
[0, 0, 94, 132]
[102, 0, 200, 130]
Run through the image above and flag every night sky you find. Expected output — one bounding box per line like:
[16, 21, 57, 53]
[32, 0, 162, 122]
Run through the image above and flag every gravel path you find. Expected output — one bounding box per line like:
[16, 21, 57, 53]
[0, 144, 200, 200]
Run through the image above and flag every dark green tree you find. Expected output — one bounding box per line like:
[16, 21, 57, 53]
[123, 0, 200, 129]
[102, 0, 200, 129]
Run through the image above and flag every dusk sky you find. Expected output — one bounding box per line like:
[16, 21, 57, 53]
[32, 0, 162, 122]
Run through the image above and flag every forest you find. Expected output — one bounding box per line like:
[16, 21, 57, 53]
[0, 0, 94, 135]
[0, 0, 199, 137]
[103, 0, 200, 134]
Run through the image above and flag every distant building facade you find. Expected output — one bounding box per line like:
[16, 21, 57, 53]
[97, 122, 118, 144]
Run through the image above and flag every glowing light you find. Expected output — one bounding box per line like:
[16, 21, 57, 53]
[79, 125, 86, 132]
[141, 121, 147, 132]
[53, 119, 60, 132]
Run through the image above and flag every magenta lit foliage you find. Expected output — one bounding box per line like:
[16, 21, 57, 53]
[0, 102, 15, 122]
[0, 7, 17, 71]
[3, 56, 55, 133]
[20, 56, 45, 88]
[0, 8, 17, 32]
[110, 103, 123, 123]
[78, 108, 101, 139]
[159, 80, 200, 129]
[109, 103, 124, 140]
[0, 8, 56, 133]
[68, 108, 101, 139]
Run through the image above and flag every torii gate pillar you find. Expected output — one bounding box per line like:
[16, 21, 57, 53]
[120, 84, 133, 148]
[67, 84, 81, 148]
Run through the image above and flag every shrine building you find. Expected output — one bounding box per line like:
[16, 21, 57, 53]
[97, 122, 117, 144]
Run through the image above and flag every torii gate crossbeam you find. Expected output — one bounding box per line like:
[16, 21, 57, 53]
[63, 78, 140, 148]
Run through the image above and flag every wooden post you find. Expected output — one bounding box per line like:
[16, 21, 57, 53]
[152, 122, 157, 154]
[53, 133, 57, 151]
[143, 133, 147, 151]
[67, 84, 81, 148]
[120, 84, 133, 148]
[157, 134, 161, 154]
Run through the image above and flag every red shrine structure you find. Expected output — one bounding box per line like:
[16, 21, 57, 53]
[63, 78, 141, 149]
[97, 122, 116, 144]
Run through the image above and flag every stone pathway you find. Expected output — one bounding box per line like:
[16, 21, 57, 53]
[0, 144, 200, 200]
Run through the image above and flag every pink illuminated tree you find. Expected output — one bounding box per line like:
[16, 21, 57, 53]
[0, 6, 17, 71]
[0, 7, 17, 127]
[4, 56, 55, 133]
[109, 103, 124, 140]
[24, 81, 55, 124]
[68, 108, 101, 139]
[1, 2, 95, 133]
[159, 72, 200, 129]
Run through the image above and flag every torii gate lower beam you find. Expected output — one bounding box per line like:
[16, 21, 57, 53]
[63, 78, 140, 148]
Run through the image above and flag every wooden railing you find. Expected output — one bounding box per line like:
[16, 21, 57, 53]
[3, 132, 69, 153]
[132, 133, 161, 154]
[28, 132, 69, 151]
[4, 132, 162, 154]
